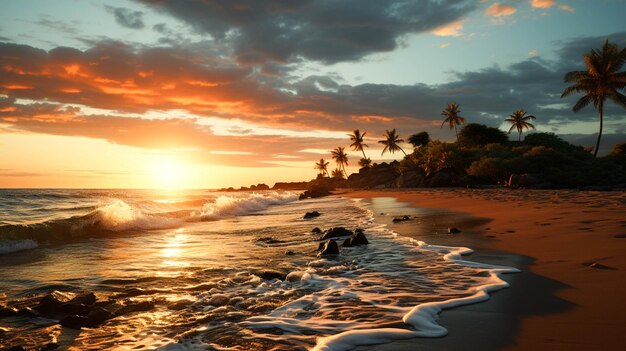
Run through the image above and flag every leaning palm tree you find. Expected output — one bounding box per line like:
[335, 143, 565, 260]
[561, 40, 626, 157]
[348, 129, 369, 160]
[505, 109, 536, 141]
[314, 158, 330, 177]
[378, 129, 407, 157]
[440, 102, 466, 141]
[330, 146, 349, 177]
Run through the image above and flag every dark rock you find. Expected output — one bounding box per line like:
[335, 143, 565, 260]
[59, 315, 89, 329]
[321, 227, 353, 240]
[0, 306, 18, 317]
[311, 227, 322, 234]
[60, 306, 115, 329]
[68, 292, 97, 306]
[448, 227, 462, 234]
[317, 242, 325, 251]
[16, 307, 40, 317]
[4, 346, 26, 351]
[318, 240, 339, 256]
[395, 171, 423, 188]
[285, 250, 295, 256]
[35, 290, 73, 314]
[59, 303, 91, 316]
[272, 181, 308, 190]
[392, 215, 412, 223]
[117, 301, 155, 316]
[86, 307, 115, 325]
[256, 270, 286, 281]
[303, 211, 321, 219]
[352, 232, 369, 246]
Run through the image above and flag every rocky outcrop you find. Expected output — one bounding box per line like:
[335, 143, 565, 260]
[447, 227, 462, 234]
[272, 182, 308, 190]
[346, 162, 398, 188]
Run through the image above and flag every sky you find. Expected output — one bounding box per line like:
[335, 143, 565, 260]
[1, 0, 625, 189]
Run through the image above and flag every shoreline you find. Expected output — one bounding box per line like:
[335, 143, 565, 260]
[345, 188, 626, 350]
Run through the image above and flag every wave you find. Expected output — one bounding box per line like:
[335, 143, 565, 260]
[0, 239, 38, 254]
[0, 192, 298, 252]
[198, 192, 299, 220]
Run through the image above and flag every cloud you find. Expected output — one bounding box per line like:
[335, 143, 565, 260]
[528, 49, 538, 57]
[1, 32, 625, 155]
[440, 43, 451, 49]
[431, 20, 464, 37]
[558, 4, 575, 12]
[136, 0, 478, 65]
[484, 3, 517, 17]
[530, 0, 556, 9]
[106, 6, 146, 29]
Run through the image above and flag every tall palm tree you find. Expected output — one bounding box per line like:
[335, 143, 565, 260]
[314, 158, 330, 177]
[378, 129, 407, 157]
[348, 129, 369, 160]
[561, 40, 626, 157]
[440, 102, 466, 141]
[505, 109, 536, 141]
[331, 146, 349, 177]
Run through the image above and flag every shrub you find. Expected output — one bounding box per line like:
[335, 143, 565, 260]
[408, 132, 431, 148]
[458, 123, 508, 146]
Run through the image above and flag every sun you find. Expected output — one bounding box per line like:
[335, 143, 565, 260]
[150, 157, 189, 189]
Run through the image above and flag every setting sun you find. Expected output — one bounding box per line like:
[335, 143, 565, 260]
[150, 158, 189, 189]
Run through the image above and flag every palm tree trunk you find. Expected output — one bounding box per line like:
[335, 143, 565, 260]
[519, 131, 522, 142]
[454, 125, 458, 141]
[361, 150, 367, 160]
[400, 148, 407, 157]
[594, 100, 603, 158]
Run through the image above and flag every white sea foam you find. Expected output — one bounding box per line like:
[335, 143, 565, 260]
[199, 192, 299, 220]
[95, 200, 182, 231]
[0, 239, 38, 254]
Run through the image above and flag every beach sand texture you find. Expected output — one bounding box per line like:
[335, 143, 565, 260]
[347, 189, 626, 350]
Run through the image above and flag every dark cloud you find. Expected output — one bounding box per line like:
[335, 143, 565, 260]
[35, 18, 79, 34]
[137, 0, 478, 64]
[106, 6, 146, 29]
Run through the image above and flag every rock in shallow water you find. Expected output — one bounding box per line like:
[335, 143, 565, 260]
[318, 240, 339, 256]
[342, 232, 369, 247]
[392, 215, 412, 223]
[311, 227, 322, 234]
[35, 290, 73, 314]
[256, 270, 286, 281]
[320, 227, 353, 240]
[303, 211, 321, 219]
[448, 227, 462, 234]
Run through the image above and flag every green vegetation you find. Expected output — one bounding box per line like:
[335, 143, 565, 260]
[310, 40, 625, 189]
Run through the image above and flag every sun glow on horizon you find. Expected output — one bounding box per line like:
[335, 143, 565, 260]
[150, 157, 191, 190]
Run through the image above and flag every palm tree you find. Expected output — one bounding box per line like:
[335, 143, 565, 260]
[358, 157, 372, 169]
[331, 168, 345, 179]
[314, 158, 330, 177]
[561, 40, 626, 157]
[440, 102, 466, 141]
[378, 129, 407, 157]
[331, 146, 349, 177]
[505, 109, 536, 141]
[348, 129, 369, 160]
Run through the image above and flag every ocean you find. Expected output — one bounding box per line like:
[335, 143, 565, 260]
[0, 189, 517, 350]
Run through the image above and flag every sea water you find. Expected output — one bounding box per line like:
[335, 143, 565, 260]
[0, 189, 517, 350]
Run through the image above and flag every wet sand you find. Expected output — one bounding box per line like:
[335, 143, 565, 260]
[346, 189, 626, 350]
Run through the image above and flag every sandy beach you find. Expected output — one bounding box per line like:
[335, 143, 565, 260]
[347, 188, 626, 350]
